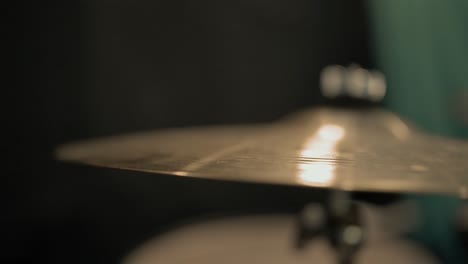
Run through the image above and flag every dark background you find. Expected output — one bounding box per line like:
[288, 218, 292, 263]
[9, 0, 372, 263]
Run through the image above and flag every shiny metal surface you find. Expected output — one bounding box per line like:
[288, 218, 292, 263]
[56, 107, 468, 197]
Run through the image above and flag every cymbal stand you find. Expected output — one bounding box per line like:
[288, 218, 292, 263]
[296, 190, 364, 264]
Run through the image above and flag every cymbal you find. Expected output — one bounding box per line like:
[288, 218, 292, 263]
[56, 107, 468, 197]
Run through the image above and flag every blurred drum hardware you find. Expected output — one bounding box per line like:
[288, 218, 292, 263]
[56, 65, 468, 264]
[320, 65, 386, 102]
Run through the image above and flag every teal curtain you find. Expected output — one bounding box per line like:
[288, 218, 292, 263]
[368, 1, 468, 263]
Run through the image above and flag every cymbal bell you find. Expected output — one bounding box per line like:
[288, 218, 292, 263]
[56, 107, 468, 197]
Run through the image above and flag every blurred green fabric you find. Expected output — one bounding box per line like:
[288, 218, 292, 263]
[368, 1, 468, 263]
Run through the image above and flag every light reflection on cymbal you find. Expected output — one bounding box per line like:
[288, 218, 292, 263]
[297, 124, 345, 186]
[385, 114, 410, 140]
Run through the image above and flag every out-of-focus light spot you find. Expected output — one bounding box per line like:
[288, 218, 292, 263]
[367, 71, 387, 102]
[297, 124, 345, 186]
[299, 163, 336, 186]
[318, 124, 345, 141]
[320, 65, 344, 98]
[174, 171, 189, 176]
[342, 225, 363, 245]
[346, 68, 368, 98]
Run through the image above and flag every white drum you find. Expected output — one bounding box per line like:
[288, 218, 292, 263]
[123, 203, 439, 264]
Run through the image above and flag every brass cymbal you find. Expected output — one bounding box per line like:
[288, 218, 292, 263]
[56, 107, 468, 197]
